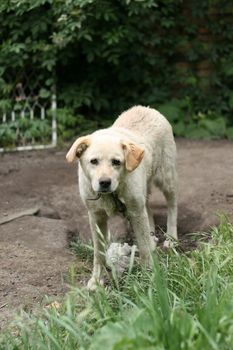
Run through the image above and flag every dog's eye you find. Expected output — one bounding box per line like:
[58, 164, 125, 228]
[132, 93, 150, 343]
[112, 159, 121, 166]
[90, 158, 99, 165]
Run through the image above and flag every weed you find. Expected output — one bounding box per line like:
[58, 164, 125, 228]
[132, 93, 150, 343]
[1, 217, 233, 350]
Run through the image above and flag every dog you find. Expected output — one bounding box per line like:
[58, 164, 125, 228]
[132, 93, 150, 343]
[66, 106, 177, 290]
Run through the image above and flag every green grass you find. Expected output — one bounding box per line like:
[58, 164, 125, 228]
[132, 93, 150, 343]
[1, 216, 233, 350]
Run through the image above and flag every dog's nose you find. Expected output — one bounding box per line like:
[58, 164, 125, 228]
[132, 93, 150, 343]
[99, 177, 111, 191]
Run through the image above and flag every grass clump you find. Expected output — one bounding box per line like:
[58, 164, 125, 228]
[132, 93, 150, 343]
[1, 216, 233, 350]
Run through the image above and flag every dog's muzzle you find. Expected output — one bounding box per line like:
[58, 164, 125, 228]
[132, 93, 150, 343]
[98, 177, 112, 193]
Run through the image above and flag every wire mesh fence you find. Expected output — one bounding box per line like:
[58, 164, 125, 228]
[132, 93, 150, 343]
[0, 70, 57, 152]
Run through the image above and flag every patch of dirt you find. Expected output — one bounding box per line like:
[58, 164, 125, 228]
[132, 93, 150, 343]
[0, 140, 233, 328]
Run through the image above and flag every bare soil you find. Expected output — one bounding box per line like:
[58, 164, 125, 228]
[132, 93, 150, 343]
[0, 139, 233, 328]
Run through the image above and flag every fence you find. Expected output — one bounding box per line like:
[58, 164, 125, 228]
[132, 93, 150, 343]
[0, 72, 57, 152]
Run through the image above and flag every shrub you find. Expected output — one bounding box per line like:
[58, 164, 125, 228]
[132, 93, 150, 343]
[0, 0, 233, 142]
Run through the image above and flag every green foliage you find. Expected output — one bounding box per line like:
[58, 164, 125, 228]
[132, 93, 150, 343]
[1, 218, 233, 349]
[0, 118, 51, 147]
[0, 0, 56, 97]
[0, 0, 233, 143]
[70, 239, 93, 263]
[0, 123, 17, 147]
[56, 108, 107, 143]
[158, 98, 233, 139]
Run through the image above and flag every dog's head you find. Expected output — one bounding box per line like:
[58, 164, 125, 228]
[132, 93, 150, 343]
[66, 133, 144, 193]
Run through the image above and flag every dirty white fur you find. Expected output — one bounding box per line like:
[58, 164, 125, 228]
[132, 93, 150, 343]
[67, 106, 178, 290]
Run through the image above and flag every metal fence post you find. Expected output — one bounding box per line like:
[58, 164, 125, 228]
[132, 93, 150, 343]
[51, 93, 57, 147]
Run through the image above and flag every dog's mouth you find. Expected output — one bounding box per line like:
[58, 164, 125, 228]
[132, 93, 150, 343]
[87, 189, 114, 201]
[98, 189, 113, 194]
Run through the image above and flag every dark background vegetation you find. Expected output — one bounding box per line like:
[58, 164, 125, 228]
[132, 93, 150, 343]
[0, 0, 233, 145]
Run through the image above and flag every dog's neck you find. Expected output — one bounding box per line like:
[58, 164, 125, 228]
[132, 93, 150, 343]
[111, 192, 127, 217]
[86, 191, 127, 218]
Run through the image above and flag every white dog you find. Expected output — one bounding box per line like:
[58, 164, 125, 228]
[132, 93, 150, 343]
[66, 106, 177, 289]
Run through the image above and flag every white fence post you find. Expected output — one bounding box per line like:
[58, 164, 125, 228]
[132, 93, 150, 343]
[51, 93, 57, 147]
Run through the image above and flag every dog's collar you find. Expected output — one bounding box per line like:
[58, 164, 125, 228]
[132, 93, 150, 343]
[87, 192, 127, 217]
[86, 193, 101, 201]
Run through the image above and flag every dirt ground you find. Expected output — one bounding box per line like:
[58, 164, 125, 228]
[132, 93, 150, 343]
[0, 139, 233, 328]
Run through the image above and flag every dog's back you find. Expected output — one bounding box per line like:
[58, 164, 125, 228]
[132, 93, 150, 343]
[113, 105, 176, 171]
[113, 105, 173, 142]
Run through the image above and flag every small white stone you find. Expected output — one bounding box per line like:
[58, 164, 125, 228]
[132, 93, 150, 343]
[106, 243, 137, 276]
[163, 240, 173, 248]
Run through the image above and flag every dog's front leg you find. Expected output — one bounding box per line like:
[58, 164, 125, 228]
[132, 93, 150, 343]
[87, 211, 108, 290]
[128, 205, 157, 266]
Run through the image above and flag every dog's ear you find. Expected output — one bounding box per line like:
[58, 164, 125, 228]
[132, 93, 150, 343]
[66, 136, 91, 163]
[122, 142, 144, 172]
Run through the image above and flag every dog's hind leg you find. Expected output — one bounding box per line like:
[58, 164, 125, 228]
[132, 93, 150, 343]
[154, 158, 178, 247]
[147, 204, 159, 245]
[163, 186, 178, 247]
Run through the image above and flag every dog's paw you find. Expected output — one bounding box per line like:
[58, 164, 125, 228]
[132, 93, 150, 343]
[87, 277, 104, 291]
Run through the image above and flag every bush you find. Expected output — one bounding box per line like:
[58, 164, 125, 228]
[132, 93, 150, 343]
[158, 98, 233, 140]
[0, 118, 51, 148]
[0, 0, 233, 142]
